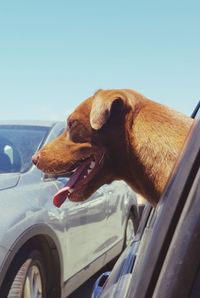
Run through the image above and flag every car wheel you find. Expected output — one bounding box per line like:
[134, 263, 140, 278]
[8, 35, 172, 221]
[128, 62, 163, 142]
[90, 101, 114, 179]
[124, 212, 136, 248]
[7, 250, 47, 298]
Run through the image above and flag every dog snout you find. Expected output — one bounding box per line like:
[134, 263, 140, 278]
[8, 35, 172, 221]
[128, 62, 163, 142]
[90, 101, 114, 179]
[32, 152, 40, 165]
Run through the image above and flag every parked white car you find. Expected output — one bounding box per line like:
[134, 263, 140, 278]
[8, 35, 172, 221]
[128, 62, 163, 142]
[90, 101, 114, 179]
[0, 121, 139, 298]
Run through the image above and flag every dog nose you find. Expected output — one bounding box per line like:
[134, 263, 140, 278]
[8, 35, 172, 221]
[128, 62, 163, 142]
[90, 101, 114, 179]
[32, 152, 40, 165]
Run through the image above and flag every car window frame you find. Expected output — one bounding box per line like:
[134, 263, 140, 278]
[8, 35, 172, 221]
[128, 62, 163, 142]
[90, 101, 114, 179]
[153, 165, 200, 298]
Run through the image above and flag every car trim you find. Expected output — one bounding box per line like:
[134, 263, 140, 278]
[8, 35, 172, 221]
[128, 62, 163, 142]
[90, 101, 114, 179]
[154, 166, 200, 297]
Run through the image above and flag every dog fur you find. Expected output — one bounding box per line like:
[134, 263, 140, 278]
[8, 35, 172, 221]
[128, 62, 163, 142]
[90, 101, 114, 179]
[32, 89, 194, 206]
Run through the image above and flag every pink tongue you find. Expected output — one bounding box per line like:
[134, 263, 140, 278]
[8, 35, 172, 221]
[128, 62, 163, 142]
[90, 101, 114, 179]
[53, 158, 92, 207]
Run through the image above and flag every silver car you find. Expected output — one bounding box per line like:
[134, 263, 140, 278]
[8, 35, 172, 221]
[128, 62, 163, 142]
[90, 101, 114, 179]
[0, 121, 139, 298]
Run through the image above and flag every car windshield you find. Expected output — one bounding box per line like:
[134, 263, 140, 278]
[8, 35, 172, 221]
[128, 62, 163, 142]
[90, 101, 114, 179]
[0, 125, 49, 173]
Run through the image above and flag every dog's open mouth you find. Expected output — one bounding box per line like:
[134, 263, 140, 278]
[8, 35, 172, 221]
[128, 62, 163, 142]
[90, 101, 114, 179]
[53, 154, 104, 207]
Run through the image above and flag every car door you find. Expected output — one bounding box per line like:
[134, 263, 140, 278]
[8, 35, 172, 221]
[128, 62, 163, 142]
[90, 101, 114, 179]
[62, 186, 108, 278]
[82, 185, 108, 261]
[58, 199, 93, 278]
[103, 181, 125, 247]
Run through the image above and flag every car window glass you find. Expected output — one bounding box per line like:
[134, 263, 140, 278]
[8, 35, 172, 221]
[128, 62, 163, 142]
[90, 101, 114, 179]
[0, 125, 49, 173]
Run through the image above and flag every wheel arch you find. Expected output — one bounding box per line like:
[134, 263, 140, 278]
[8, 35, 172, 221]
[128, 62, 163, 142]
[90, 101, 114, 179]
[0, 224, 63, 297]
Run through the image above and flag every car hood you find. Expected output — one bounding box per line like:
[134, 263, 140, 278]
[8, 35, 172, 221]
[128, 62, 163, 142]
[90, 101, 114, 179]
[0, 173, 20, 190]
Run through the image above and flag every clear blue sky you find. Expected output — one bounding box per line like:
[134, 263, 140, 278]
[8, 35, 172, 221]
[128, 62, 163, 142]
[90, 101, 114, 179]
[0, 0, 199, 120]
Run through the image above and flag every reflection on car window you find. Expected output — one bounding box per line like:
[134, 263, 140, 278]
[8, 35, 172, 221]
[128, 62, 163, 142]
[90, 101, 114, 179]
[4, 145, 13, 164]
[0, 125, 49, 173]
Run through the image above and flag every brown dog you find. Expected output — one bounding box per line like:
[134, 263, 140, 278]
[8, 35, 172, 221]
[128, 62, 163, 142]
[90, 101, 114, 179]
[32, 89, 194, 207]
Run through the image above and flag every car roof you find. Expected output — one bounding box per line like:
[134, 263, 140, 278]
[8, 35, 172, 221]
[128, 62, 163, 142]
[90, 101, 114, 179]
[0, 120, 65, 127]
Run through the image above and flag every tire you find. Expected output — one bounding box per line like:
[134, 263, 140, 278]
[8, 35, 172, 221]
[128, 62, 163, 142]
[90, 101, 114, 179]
[7, 250, 47, 298]
[123, 212, 136, 248]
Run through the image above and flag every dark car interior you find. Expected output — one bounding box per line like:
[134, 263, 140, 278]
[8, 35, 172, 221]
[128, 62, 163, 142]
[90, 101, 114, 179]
[0, 136, 21, 173]
[0, 150, 12, 172]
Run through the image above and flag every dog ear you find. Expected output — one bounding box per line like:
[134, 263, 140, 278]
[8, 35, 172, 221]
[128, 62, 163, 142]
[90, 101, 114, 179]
[90, 91, 129, 130]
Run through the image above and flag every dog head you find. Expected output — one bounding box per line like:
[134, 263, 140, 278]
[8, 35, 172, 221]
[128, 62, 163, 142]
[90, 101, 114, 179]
[32, 89, 143, 206]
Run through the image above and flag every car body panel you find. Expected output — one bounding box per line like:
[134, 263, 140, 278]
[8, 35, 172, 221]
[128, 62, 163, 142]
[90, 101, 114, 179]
[0, 173, 20, 190]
